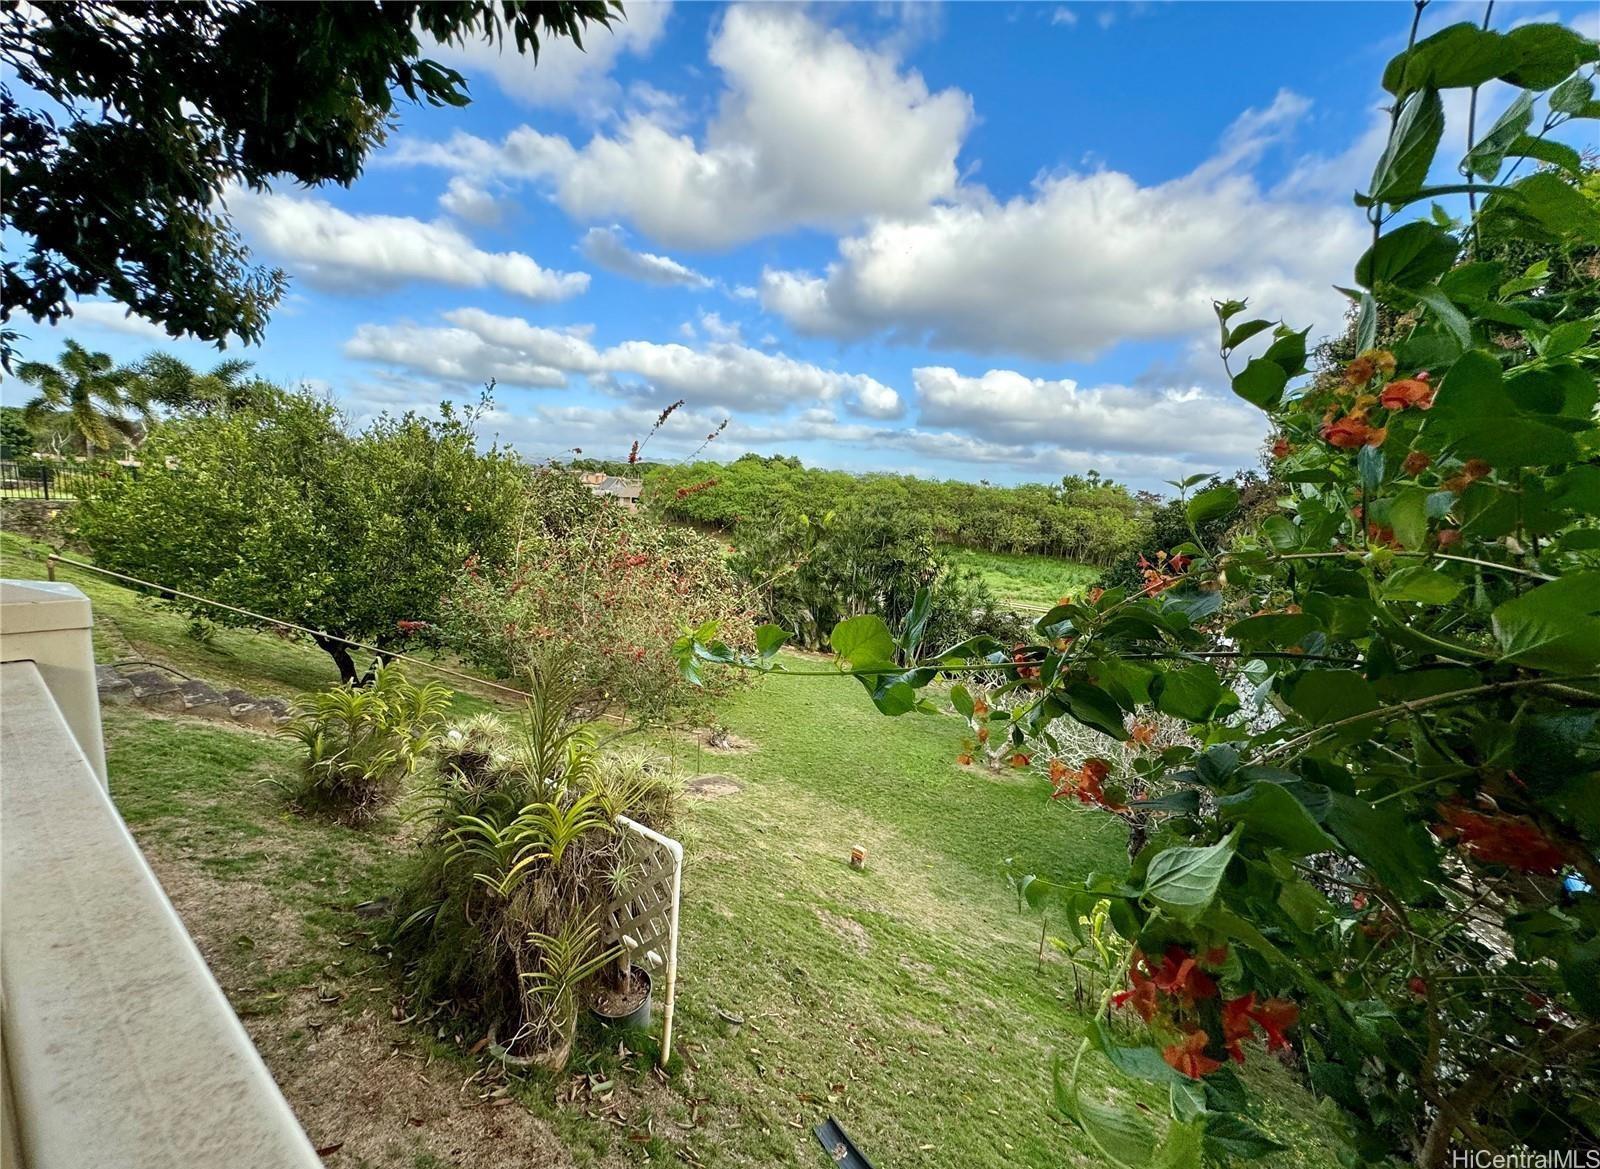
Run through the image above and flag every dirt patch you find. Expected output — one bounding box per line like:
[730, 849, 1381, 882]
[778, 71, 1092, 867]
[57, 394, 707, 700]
[590, 973, 651, 1019]
[688, 726, 758, 754]
[813, 907, 872, 954]
[141, 852, 595, 1169]
[685, 773, 743, 799]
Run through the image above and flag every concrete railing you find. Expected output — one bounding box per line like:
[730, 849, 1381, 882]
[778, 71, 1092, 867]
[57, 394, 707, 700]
[0, 580, 323, 1169]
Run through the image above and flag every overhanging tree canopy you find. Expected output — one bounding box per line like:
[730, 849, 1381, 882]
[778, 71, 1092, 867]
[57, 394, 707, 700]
[0, 1, 620, 364]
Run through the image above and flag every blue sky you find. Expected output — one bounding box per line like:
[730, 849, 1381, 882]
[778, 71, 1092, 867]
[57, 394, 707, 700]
[10, 1, 1598, 492]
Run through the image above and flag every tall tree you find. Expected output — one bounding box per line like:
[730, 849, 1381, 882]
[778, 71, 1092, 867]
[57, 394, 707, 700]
[137, 352, 277, 417]
[0, 1, 621, 364]
[74, 391, 529, 684]
[16, 340, 144, 456]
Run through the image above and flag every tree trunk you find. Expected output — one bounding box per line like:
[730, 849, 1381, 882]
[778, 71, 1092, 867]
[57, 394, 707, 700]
[314, 635, 359, 685]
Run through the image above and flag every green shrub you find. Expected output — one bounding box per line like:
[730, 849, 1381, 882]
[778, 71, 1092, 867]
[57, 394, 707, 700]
[279, 663, 451, 823]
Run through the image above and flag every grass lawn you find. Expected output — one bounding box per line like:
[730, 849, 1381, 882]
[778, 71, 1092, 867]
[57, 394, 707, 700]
[946, 548, 1102, 611]
[3, 529, 1338, 1168]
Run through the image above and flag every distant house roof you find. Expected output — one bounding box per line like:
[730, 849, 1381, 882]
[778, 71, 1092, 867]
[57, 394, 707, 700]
[577, 471, 643, 501]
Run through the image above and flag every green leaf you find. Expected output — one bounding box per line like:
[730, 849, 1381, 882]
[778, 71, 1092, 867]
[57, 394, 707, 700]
[1142, 832, 1237, 924]
[1415, 285, 1472, 350]
[1262, 327, 1310, 375]
[1500, 23, 1600, 89]
[1223, 319, 1273, 351]
[1560, 937, 1600, 1019]
[1152, 663, 1230, 722]
[1204, 1115, 1288, 1160]
[1056, 1054, 1160, 1169]
[1218, 783, 1340, 856]
[1381, 565, 1465, 605]
[1355, 221, 1459, 290]
[1498, 172, 1600, 240]
[1431, 349, 1511, 420]
[1544, 318, 1596, 359]
[899, 586, 932, 657]
[1462, 90, 1534, 180]
[1152, 1118, 1203, 1169]
[1499, 259, 1551, 298]
[1503, 134, 1585, 175]
[1089, 1016, 1186, 1085]
[1186, 484, 1240, 528]
[1387, 489, 1430, 550]
[1355, 292, 1378, 351]
[1226, 612, 1320, 647]
[1324, 794, 1439, 901]
[950, 683, 975, 719]
[1450, 417, 1580, 468]
[1286, 670, 1379, 724]
[755, 624, 790, 659]
[1064, 682, 1129, 740]
[830, 615, 897, 668]
[1262, 515, 1300, 552]
[1491, 574, 1600, 672]
[1549, 72, 1595, 115]
[1369, 89, 1445, 203]
[1383, 23, 1509, 95]
[1231, 358, 1288, 408]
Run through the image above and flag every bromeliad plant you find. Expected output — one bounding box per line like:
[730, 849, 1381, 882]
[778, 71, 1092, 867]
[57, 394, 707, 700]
[279, 662, 451, 823]
[679, 9, 1599, 1165]
[389, 662, 681, 1072]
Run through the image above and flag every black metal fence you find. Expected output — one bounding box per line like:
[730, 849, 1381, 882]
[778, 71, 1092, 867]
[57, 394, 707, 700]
[0, 458, 137, 499]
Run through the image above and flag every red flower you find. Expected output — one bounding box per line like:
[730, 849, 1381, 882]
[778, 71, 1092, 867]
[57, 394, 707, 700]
[1432, 804, 1566, 876]
[1402, 450, 1431, 475]
[1408, 976, 1429, 999]
[1378, 375, 1436, 411]
[1436, 528, 1462, 548]
[1221, 993, 1256, 1063]
[1247, 997, 1299, 1051]
[955, 753, 973, 766]
[1445, 459, 1492, 492]
[627, 440, 640, 465]
[1163, 1030, 1223, 1079]
[1112, 970, 1162, 1023]
[1009, 752, 1031, 768]
[1270, 436, 1292, 460]
[1322, 415, 1388, 449]
[1050, 758, 1125, 811]
[1151, 946, 1218, 1006]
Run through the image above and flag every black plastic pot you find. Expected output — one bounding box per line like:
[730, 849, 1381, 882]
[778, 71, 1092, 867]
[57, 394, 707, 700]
[591, 969, 653, 1030]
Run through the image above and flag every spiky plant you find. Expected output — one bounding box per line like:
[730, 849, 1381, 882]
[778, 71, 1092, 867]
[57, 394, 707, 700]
[280, 663, 451, 823]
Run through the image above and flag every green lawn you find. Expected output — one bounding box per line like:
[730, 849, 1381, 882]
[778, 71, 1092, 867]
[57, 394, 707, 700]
[946, 548, 1102, 610]
[4, 529, 1337, 1167]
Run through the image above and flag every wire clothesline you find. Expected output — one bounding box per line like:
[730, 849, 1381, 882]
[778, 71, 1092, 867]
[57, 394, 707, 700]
[40, 553, 534, 701]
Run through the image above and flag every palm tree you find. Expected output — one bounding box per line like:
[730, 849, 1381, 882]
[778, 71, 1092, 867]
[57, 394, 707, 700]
[17, 341, 145, 457]
[138, 352, 269, 416]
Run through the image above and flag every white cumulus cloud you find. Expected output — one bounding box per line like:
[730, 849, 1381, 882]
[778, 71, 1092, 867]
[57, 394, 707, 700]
[229, 188, 588, 302]
[390, 4, 973, 248]
[343, 307, 904, 419]
[578, 225, 710, 287]
[911, 367, 1265, 464]
[758, 90, 1365, 361]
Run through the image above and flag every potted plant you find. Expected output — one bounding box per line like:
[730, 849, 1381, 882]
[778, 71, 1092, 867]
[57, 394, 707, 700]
[590, 936, 653, 1031]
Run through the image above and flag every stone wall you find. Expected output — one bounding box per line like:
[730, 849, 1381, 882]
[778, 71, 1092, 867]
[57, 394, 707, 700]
[0, 498, 73, 542]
